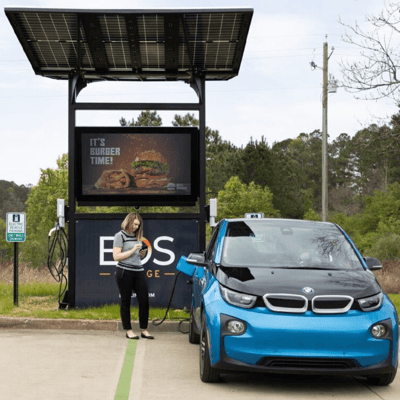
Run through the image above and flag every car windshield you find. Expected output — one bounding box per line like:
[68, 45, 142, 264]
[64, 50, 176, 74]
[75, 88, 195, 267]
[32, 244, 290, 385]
[221, 220, 364, 270]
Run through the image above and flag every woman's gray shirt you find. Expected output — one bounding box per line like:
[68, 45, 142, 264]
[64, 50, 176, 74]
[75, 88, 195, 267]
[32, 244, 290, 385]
[113, 230, 143, 271]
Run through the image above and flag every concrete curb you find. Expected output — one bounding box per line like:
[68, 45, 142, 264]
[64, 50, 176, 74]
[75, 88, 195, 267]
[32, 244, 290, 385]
[0, 316, 188, 333]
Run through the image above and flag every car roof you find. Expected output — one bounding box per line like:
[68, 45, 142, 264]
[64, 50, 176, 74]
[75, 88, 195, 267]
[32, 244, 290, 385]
[221, 218, 335, 226]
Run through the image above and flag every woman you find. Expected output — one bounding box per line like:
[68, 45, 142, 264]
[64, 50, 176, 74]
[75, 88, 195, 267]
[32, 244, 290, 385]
[113, 212, 154, 340]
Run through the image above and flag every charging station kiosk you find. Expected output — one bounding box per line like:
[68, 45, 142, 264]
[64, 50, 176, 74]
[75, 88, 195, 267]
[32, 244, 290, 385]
[6, 7, 253, 308]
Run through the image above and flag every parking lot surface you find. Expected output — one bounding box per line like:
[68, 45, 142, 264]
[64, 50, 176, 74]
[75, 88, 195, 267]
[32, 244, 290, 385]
[0, 329, 398, 400]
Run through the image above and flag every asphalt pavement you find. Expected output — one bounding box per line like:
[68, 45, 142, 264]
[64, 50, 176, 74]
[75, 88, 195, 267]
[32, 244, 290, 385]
[0, 318, 399, 400]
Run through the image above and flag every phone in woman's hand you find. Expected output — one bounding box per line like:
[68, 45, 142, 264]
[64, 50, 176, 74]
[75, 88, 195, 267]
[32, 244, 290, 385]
[141, 242, 148, 252]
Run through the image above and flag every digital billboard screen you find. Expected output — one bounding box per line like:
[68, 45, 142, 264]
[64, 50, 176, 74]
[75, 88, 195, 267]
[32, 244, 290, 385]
[75, 127, 199, 206]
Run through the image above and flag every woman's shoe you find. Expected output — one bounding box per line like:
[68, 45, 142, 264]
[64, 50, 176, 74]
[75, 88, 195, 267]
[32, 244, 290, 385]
[126, 332, 139, 340]
[141, 332, 154, 339]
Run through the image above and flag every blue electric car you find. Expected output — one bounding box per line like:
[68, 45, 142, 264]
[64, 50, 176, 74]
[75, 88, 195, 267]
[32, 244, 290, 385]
[176, 218, 398, 384]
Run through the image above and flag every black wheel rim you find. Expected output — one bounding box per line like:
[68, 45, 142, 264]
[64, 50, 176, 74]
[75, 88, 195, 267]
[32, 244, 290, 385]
[189, 310, 194, 334]
[200, 325, 206, 375]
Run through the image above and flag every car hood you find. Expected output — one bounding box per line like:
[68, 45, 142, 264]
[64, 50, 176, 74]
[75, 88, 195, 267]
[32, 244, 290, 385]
[215, 266, 381, 299]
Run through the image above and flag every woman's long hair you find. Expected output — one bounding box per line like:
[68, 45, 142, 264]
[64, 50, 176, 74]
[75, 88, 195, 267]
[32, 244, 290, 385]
[121, 212, 144, 239]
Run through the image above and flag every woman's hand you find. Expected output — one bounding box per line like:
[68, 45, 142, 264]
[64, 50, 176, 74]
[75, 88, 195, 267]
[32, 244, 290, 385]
[133, 243, 142, 252]
[113, 243, 142, 262]
[139, 248, 147, 258]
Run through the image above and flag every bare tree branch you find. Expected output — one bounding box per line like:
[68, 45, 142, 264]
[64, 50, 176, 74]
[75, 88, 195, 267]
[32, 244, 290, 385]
[338, 2, 400, 103]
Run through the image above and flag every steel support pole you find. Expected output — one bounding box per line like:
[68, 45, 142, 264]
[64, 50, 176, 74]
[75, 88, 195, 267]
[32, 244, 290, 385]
[13, 242, 18, 306]
[198, 77, 206, 251]
[322, 42, 328, 222]
[67, 73, 78, 308]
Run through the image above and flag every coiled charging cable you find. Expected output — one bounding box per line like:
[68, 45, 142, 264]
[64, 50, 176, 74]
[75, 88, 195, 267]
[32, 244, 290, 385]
[47, 224, 68, 308]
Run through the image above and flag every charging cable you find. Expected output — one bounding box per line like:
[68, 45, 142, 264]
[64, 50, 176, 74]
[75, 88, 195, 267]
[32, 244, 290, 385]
[47, 223, 68, 309]
[152, 271, 190, 334]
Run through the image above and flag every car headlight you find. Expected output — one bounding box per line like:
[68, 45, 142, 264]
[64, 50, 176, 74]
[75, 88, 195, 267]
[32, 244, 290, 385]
[371, 323, 387, 338]
[220, 286, 257, 308]
[358, 292, 383, 311]
[227, 320, 246, 335]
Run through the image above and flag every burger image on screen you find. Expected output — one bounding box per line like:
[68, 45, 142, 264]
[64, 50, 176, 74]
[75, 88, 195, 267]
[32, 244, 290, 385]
[130, 150, 171, 188]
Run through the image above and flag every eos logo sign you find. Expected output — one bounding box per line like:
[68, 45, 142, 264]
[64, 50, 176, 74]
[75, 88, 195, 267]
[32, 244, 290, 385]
[99, 236, 175, 266]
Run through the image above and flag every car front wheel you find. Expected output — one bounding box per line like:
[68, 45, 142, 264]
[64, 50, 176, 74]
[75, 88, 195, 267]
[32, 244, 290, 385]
[199, 311, 220, 383]
[189, 306, 200, 344]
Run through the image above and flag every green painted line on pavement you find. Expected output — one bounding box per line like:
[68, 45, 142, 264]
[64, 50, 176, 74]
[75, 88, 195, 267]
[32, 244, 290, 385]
[115, 340, 137, 400]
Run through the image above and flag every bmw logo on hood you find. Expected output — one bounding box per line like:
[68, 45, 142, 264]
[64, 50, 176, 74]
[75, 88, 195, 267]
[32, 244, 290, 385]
[302, 287, 314, 294]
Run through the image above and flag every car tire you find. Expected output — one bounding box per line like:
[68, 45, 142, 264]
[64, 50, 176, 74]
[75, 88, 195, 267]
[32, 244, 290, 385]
[189, 306, 200, 344]
[199, 312, 220, 383]
[364, 371, 397, 386]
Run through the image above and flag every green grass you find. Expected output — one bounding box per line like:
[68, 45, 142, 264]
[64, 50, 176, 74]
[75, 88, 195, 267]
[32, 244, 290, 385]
[1, 283, 399, 320]
[388, 293, 400, 311]
[0, 282, 188, 321]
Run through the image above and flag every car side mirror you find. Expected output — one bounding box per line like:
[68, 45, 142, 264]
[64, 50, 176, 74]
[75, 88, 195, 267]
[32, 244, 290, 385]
[187, 252, 208, 266]
[363, 256, 383, 271]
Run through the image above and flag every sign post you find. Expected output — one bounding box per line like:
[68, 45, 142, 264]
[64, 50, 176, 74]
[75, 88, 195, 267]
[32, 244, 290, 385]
[6, 213, 26, 306]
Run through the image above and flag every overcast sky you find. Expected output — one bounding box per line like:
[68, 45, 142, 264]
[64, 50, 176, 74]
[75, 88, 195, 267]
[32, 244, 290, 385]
[1, 0, 398, 186]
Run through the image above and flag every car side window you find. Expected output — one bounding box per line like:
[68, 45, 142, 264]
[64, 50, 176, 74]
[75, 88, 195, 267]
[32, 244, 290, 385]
[205, 224, 220, 264]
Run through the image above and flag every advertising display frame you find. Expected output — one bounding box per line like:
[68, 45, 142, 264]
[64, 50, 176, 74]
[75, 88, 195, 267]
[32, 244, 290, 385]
[75, 126, 200, 207]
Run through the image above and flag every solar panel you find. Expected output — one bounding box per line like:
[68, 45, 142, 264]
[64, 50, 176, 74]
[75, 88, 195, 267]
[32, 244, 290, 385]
[5, 8, 253, 82]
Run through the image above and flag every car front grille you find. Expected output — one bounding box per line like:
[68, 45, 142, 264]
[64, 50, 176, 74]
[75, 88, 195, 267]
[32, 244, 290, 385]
[263, 294, 308, 313]
[312, 295, 354, 314]
[263, 294, 354, 314]
[257, 357, 359, 370]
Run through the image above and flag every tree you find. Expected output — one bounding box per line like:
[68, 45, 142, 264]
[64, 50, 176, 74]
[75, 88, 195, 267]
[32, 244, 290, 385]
[281, 131, 327, 212]
[0, 180, 31, 220]
[270, 156, 305, 219]
[172, 113, 198, 128]
[120, 110, 162, 126]
[350, 122, 400, 198]
[303, 208, 321, 221]
[339, 2, 400, 102]
[266, 138, 306, 218]
[0, 218, 12, 262]
[172, 113, 240, 196]
[331, 183, 400, 260]
[388, 111, 400, 181]
[329, 133, 355, 187]
[328, 133, 361, 215]
[217, 176, 280, 220]
[238, 137, 305, 218]
[23, 154, 68, 268]
[238, 137, 273, 188]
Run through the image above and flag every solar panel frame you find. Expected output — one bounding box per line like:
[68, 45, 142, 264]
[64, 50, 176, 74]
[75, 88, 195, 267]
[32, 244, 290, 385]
[5, 7, 253, 82]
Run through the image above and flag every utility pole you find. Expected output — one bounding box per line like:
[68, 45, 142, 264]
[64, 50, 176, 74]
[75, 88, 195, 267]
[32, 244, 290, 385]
[311, 39, 335, 222]
[322, 41, 328, 222]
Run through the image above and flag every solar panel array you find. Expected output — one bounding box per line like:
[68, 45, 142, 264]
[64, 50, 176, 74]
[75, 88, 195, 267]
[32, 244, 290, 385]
[5, 8, 253, 82]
